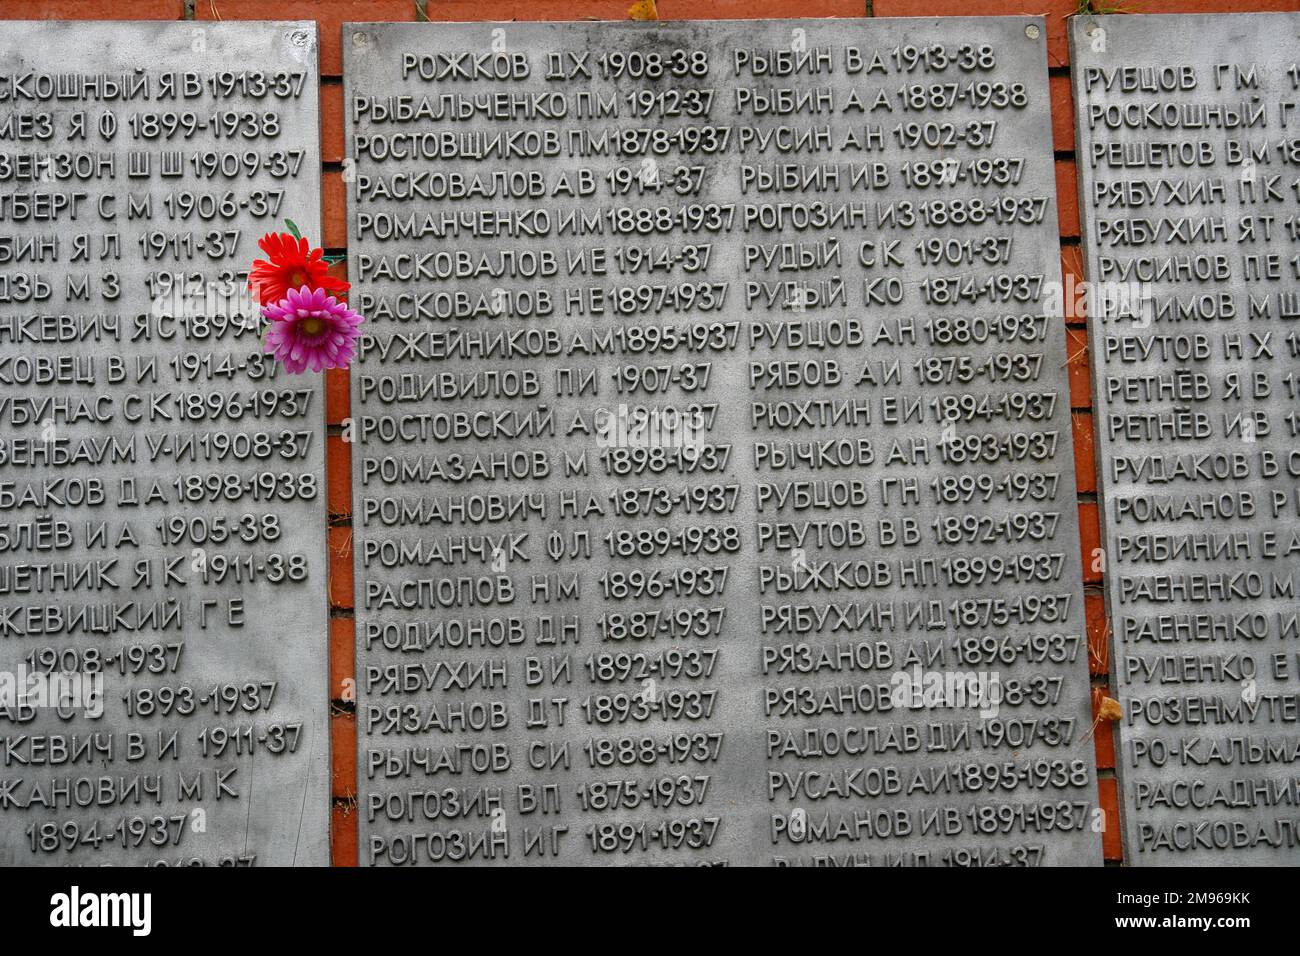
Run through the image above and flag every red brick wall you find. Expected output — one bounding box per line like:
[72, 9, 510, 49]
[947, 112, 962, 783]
[10, 0, 1293, 867]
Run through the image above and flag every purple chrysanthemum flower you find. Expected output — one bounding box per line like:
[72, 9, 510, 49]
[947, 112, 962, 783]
[262, 285, 363, 374]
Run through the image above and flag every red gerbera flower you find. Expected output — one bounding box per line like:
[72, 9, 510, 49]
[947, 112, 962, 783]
[248, 232, 348, 306]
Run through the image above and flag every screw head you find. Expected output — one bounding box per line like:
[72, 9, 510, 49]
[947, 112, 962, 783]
[1025, 23, 1041, 39]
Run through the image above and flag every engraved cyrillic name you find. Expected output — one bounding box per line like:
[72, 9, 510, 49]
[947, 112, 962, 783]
[1071, 12, 1300, 864]
[0, 22, 329, 866]
[347, 18, 1097, 866]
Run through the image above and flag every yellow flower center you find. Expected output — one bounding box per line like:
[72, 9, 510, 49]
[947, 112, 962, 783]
[289, 270, 306, 287]
[301, 317, 324, 336]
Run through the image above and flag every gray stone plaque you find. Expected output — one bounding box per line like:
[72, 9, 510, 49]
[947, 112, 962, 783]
[347, 17, 1098, 866]
[0, 22, 329, 865]
[1071, 12, 1300, 864]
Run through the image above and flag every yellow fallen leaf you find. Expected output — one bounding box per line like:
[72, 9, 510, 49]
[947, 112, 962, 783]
[1097, 696, 1123, 721]
[628, 0, 659, 20]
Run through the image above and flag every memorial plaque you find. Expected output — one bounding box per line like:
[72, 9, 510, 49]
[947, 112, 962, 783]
[347, 17, 1098, 866]
[1071, 13, 1300, 864]
[0, 22, 330, 865]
